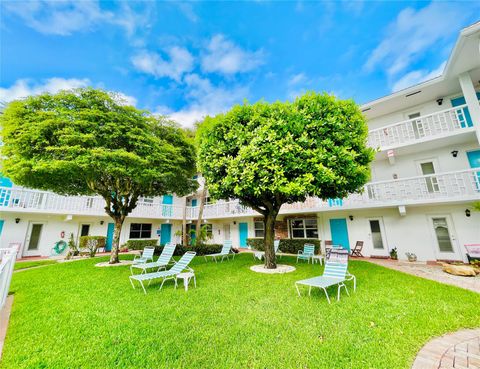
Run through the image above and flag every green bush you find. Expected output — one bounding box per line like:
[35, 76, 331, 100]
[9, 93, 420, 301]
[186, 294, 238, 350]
[170, 243, 224, 256]
[79, 236, 106, 257]
[124, 239, 158, 250]
[246, 238, 321, 254]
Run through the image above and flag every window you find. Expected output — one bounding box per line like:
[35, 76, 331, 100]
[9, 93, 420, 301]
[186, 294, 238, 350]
[141, 197, 154, 204]
[80, 224, 90, 237]
[290, 218, 318, 239]
[129, 223, 152, 239]
[254, 221, 264, 238]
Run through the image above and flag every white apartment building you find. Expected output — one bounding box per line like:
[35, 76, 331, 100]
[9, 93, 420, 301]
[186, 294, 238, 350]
[1, 23, 479, 262]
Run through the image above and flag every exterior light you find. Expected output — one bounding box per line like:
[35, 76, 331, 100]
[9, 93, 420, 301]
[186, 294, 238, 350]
[100, 220, 104, 225]
[15, 218, 20, 224]
[348, 215, 354, 221]
[465, 209, 471, 217]
[436, 98, 443, 106]
[451, 150, 458, 158]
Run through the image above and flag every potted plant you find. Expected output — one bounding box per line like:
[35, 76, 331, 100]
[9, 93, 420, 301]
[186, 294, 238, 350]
[389, 247, 398, 260]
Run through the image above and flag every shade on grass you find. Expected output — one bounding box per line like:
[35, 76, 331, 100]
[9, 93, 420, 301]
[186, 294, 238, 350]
[3, 254, 480, 368]
[13, 259, 57, 271]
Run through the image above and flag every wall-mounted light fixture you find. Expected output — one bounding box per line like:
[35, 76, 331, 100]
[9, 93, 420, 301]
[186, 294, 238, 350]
[348, 215, 354, 221]
[15, 218, 20, 224]
[233, 221, 237, 225]
[100, 220, 104, 225]
[436, 98, 443, 106]
[451, 150, 459, 158]
[465, 209, 471, 217]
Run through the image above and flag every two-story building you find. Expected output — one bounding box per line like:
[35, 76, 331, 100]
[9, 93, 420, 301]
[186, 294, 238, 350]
[1, 23, 479, 262]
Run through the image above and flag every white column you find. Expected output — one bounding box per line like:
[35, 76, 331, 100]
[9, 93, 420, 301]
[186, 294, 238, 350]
[458, 72, 480, 144]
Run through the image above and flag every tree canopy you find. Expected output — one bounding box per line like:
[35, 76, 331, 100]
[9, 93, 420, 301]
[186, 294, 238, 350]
[1, 88, 197, 262]
[198, 92, 375, 268]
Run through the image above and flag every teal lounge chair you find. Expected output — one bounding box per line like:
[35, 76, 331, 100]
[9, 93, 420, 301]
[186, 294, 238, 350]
[130, 243, 176, 275]
[295, 259, 350, 303]
[254, 240, 280, 260]
[133, 246, 155, 264]
[296, 243, 315, 263]
[204, 240, 234, 262]
[129, 251, 196, 294]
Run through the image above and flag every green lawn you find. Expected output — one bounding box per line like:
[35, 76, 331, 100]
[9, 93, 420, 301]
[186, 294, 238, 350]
[13, 259, 57, 271]
[3, 254, 480, 369]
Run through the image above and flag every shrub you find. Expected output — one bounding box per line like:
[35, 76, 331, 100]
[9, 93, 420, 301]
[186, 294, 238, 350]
[246, 238, 321, 254]
[124, 239, 158, 250]
[79, 236, 106, 257]
[169, 243, 223, 257]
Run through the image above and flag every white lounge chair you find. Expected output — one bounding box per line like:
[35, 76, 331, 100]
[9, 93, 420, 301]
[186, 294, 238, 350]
[133, 246, 155, 264]
[296, 243, 315, 263]
[254, 240, 280, 260]
[129, 251, 196, 294]
[204, 241, 234, 262]
[130, 243, 176, 275]
[295, 252, 350, 303]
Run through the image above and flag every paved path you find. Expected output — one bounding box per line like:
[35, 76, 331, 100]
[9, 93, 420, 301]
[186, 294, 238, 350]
[411, 329, 480, 369]
[365, 259, 480, 294]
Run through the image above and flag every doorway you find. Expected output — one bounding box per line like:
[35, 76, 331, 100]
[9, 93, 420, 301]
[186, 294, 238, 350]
[24, 222, 45, 257]
[428, 215, 461, 260]
[368, 218, 388, 255]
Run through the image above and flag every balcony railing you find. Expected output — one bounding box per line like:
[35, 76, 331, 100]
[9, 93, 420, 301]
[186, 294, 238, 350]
[1, 169, 479, 219]
[368, 104, 474, 150]
[0, 188, 184, 219]
[188, 168, 480, 219]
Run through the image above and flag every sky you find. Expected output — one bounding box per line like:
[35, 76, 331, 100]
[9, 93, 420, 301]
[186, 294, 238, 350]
[1, 1, 479, 127]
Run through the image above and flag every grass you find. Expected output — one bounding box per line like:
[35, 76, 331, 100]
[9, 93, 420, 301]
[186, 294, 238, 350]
[3, 254, 480, 369]
[13, 259, 57, 271]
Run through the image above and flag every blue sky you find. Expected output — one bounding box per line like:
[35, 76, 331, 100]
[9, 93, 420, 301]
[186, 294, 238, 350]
[1, 1, 479, 126]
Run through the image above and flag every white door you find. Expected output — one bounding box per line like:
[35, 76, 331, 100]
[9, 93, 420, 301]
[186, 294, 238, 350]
[429, 215, 461, 260]
[368, 218, 388, 256]
[417, 160, 440, 194]
[24, 222, 45, 257]
[223, 224, 231, 241]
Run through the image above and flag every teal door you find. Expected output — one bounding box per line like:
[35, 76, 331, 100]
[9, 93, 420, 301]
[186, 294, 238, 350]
[105, 223, 115, 251]
[467, 150, 480, 186]
[0, 176, 12, 206]
[160, 223, 172, 245]
[191, 199, 198, 207]
[451, 93, 480, 128]
[329, 218, 350, 251]
[162, 195, 173, 217]
[239, 223, 248, 248]
[0, 219, 4, 236]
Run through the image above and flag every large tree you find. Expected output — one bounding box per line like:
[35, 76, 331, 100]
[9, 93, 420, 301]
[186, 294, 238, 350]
[0, 88, 197, 263]
[198, 92, 375, 268]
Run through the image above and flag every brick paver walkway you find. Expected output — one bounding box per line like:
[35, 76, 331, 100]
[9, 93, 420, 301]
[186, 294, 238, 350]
[365, 259, 480, 294]
[411, 329, 480, 369]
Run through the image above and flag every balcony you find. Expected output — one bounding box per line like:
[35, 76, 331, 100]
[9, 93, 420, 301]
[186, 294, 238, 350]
[188, 168, 480, 219]
[368, 104, 476, 151]
[0, 188, 184, 220]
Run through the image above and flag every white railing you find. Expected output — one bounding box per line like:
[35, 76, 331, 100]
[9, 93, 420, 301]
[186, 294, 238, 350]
[368, 104, 473, 150]
[0, 246, 17, 310]
[188, 168, 480, 219]
[0, 188, 183, 220]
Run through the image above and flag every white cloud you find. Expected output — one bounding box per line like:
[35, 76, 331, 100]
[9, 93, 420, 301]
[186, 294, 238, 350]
[364, 2, 471, 76]
[0, 78, 89, 102]
[392, 61, 446, 92]
[175, 3, 198, 23]
[157, 74, 249, 127]
[131, 47, 194, 81]
[288, 73, 307, 86]
[0, 78, 138, 106]
[201, 34, 265, 74]
[2, 0, 148, 37]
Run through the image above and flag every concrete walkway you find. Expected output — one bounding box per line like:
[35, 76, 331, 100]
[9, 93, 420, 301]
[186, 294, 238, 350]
[411, 328, 480, 369]
[365, 258, 480, 294]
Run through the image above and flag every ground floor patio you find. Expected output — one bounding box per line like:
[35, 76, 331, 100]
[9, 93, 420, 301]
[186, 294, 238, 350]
[2, 253, 480, 368]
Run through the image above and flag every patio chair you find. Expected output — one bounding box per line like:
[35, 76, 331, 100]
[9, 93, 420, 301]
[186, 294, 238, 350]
[350, 241, 364, 257]
[296, 244, 315, 263]
[129, 251, 196, 294]
[295, 251, 350, 304]
[130, 243, 176, 275]
[133, 246, 156, 265]
[254, 240, 280, 260]
[465, 244, 480, 262]
[204, 240, 234, 262]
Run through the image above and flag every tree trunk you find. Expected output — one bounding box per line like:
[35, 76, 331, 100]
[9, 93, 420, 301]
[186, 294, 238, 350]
[109, 216, 124, 264]
[195, 186, 207, 244]
[263, 212, 277, 269]
[182, 197, 188, 247]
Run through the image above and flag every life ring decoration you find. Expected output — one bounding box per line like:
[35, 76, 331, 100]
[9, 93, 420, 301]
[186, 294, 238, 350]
[53, 240, 68, 255]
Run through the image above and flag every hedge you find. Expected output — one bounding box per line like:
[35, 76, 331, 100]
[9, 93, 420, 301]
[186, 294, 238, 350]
[124, 239, 158, 250]
[246, 238, 321, 254]
[79, 236, 106, 257]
